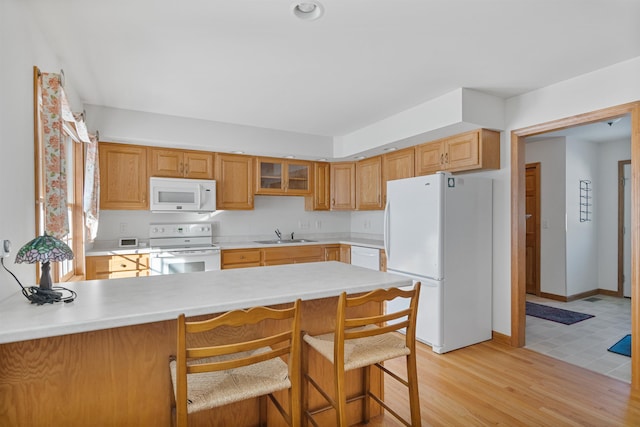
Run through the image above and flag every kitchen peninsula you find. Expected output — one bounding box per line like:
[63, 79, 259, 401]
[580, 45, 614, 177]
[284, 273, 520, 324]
[0, 261, 411, 426]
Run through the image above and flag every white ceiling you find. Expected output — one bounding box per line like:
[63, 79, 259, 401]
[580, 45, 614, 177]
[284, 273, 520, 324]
[23, 0, 640, 137]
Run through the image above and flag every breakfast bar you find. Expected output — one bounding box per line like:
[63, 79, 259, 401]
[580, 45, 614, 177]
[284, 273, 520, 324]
[0, 261, 411, 426]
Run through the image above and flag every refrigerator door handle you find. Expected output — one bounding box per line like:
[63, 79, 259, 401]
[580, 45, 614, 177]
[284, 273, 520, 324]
[383, 199, 391, 260]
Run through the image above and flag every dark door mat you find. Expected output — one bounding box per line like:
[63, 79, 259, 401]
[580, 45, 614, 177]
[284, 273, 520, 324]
[526, 301, 595, 325]
[608, 334, 631, 357]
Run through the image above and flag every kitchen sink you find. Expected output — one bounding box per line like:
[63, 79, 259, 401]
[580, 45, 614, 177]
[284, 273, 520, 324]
[254, 239, 317, 244]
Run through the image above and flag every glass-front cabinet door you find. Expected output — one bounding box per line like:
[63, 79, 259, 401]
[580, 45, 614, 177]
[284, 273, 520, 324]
[256, 157, 311, 195]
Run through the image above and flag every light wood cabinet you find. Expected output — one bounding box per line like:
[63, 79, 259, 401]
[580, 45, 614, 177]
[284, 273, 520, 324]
[215, 153, 254, 210]
[330, 162, 356, 211]
[305, 162, 330, 211]
[221, 248, 262, 269]
[323, 245, 340, 261]
[356, 156, 383, 210]
[262, 245, 325, 266]
[255, 157, 312, 195]
[149, 148, 214, 179]
[99, 142, 148, 210]
[415, 129, 500, 175]
[86, 254, 149, 280]
[382, 147, 415, 205]
[340, 244, 351, 264]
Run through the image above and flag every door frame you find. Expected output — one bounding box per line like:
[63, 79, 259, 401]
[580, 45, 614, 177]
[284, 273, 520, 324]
[511, 101, 640, 388]
[619, 160, 631, 297]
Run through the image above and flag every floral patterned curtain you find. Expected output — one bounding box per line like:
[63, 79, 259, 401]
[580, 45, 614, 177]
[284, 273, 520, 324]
[40, 71, 100, 240]
[84, 134, 100, 241]
[41, 72, 69, 238]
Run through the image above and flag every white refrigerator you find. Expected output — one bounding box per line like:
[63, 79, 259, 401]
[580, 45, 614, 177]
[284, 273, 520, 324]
[384, 172, 492, 353]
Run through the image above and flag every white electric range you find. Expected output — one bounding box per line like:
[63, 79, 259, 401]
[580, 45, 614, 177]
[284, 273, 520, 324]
[148, 223, 220, 275]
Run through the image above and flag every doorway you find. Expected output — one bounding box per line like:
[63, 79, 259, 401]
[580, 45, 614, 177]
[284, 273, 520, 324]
[510, 101, 640, 388]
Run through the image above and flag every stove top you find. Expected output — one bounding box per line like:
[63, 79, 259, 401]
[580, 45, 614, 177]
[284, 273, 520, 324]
[149, 223, 215, 249]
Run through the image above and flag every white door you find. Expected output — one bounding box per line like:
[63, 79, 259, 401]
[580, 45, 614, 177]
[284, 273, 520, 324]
[385, 174, 444, 280]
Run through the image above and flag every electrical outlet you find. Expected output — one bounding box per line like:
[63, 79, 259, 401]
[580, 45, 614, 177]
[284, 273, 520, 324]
[0, 240, 11, 258]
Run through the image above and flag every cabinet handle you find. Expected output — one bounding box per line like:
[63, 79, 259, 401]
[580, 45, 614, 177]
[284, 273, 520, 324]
[440, 154, 444, 165]
[120, 264, 126, 268]
[444, 153, 449, 164]
[185, 164, 189, 174]
[332, 198, 335, 206]
[179, 162, 184, 173]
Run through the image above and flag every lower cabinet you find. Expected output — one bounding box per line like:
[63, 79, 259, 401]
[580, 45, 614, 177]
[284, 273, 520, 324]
[221, 248, 262, 269]
[262, 245, 325, 266]
[221, 244, 350, 269]
[86, 254, 150, 280]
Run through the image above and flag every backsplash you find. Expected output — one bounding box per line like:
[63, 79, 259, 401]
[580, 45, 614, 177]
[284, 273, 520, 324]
[93, 196, 383, 245]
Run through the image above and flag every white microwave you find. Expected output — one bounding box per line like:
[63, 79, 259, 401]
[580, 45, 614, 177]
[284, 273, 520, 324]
[150, 177, 216, 213]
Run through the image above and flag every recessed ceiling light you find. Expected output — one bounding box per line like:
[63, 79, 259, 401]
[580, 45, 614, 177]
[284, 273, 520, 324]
[317, 158, 327, 161]
[231, 150, 244, 154]
[354, 156, 365, 160]
[284, 155, 296, 159]
[291, 1, 324, 21]
[384, 147, 397, 152]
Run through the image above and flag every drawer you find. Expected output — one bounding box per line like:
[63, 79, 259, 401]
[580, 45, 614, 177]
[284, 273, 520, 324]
[263, 245, 324, 262]
[222, 249, 262, 265]
[92, 255, 149, 272]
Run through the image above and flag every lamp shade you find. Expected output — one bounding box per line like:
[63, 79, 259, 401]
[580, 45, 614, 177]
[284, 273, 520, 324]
[15, 233, 74, 264]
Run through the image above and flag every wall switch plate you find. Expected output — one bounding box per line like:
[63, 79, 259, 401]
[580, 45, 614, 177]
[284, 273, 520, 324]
[0, 240, 11, 258]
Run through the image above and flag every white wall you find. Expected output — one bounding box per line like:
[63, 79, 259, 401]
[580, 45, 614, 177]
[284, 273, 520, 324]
[85, 105, 333, 161]
[597, 138, 631, 292]
[95, 196, 352, 245]
[0, 0, 74, 302]
[525, 138, 567, 296]
[565, 138, 599, 296]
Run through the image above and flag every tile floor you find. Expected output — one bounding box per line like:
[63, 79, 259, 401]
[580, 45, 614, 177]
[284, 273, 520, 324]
[525, 294, 632, 383]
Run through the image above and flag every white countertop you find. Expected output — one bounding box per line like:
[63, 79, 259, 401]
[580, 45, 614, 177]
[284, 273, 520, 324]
[0, 262, 410, 345]
[86, 237, 384, 256]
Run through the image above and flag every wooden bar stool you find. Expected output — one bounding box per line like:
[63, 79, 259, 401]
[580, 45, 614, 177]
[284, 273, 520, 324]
[169, 300, 301, 427]
[302, 283, 421, 426]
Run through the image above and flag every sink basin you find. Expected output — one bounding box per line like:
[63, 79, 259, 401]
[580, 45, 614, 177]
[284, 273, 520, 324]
[254, 239, 317, 244]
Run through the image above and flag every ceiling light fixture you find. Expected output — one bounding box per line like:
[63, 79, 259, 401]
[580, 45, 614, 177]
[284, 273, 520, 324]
[292, 1, 324, 21]
[384, 147, 397, 152]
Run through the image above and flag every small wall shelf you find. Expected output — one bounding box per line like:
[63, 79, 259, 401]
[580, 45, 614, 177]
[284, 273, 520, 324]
[580, 179, 592, 222]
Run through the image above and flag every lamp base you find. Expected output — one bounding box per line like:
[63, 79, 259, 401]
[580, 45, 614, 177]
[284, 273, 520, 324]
[39, 261, 53, 290]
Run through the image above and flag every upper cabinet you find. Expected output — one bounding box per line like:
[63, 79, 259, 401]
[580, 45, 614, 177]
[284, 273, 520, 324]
[415, 129, 500, 176]
[149, 148, 214, 179]
[305, 162, 330, 211]
[382, 147, 415, 206]
[255, 157, 312, 195]
[355, 156, 383, 210]
[330, 162, 356, 210]
[99, 142, 148, 210]
[215, 153, 254, 210]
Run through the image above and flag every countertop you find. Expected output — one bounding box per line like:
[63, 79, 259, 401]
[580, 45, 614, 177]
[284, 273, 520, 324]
[86, 237, 384, 256]
[0, 261, 410, 345]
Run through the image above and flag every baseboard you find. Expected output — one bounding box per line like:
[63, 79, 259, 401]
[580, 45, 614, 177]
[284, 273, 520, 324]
[491, 331, 511, 346]
[538, 288, 619, 302]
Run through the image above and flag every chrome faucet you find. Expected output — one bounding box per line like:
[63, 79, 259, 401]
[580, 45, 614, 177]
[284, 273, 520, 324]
[275, 229, 282, 240]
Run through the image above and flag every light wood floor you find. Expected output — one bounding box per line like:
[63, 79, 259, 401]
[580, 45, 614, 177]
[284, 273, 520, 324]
[358, 339, 640, 426]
